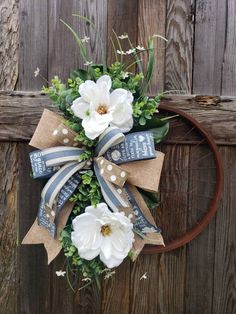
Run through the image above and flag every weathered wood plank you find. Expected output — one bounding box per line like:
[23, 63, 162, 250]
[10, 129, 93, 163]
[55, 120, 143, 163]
[0, 143, 17, 314]
[48, 0, 107, 83]
[185, 145, 217, 314]
[221, 0, 236, 96]
[165, 0, 194, 93]
[102, 259, 130, 314]
[130, 145, 189, 314]
[193, 0, 227, 94]
[138, 0, 166, 93]
[18, 0, 48, 90]
[0, 92, 236, 144]
[17, 143, 51, 314]
[0, 0, 19, 90]
[107, 0, 138, 65]
[212, 147, 236, 314]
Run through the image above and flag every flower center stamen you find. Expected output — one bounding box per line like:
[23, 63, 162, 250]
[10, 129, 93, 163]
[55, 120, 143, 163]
[101, 224, 112, 236]
[97, 104, 108, 115]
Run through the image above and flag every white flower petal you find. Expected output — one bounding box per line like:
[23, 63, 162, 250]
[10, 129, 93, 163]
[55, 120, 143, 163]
[100, 237, 112, 260]
[71, 97, 90, 119]
[96, 75, 112, 91]
[100, 253, 124, 268]
[79, 80, 99, 104]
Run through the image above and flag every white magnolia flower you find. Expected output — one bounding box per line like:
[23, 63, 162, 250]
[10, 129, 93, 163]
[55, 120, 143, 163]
[136, 45, 145, 51]
[84, 61, 93, 66]
[55, 270, 66, 277]
[118, 34, 128, 39]
[81, 36, 90, 43]
[34, 67, 40, 77]
[71, 203, 134, 268]
[71, 75, 134, 139]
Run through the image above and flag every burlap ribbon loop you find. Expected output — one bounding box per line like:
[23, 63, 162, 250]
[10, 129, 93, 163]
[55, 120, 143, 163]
[23, 109, 165, 263]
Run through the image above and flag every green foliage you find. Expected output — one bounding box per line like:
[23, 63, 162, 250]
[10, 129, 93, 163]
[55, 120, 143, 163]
[132, 97, 159, 126]
[60, 227, 105, 289]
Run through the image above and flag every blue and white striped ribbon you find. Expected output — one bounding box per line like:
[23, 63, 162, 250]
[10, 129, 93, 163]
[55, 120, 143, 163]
[94, 162, 129, 212]
[95, 126, 124, 157]
[41, 146, 85, 167]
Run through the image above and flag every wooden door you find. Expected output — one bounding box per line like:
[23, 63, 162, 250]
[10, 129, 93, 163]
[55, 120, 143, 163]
[0, 1, 236, 313]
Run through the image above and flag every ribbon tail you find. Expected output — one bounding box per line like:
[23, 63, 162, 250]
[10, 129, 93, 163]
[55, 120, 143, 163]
[38, 161, 86, 236]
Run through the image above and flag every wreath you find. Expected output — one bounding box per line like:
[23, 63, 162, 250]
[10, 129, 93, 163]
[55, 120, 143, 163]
[22, 16, 209, 290]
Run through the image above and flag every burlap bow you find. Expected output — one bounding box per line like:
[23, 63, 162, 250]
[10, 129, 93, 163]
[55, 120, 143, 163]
[23, 109, 165, 263]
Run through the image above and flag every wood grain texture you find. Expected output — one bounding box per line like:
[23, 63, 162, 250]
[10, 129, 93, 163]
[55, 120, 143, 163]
[17, 143, 51, 314]
[185, 145, 217, 314]
[221, 0, 236, 96]
[102, 259, 130, 314]
[0, 0, 19, 90]
[18, 0, 48, 90]
[165, 0, 194, 93]
[212, 147, 236, 314]
[0, 143, 18, 314]
[48, 0, 107, 82]
[107, 0, 138, 65]
[138, 0, 166, 93]
[193, 0, 227, 95]
[0, 92, 236, 144]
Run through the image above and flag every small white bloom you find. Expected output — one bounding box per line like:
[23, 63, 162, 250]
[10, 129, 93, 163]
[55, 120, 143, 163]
[104, 270, 116, 280]
[82, 277, 92, 282]
[140, 272, 148, 280]
[55, 270, 66, 277]
[121, 71, 129, 79]
[84, 61, 93, 66]
[81, 36, 90, 43]
[71, 75, 134, 139]
[118, 34, 128, 39]
[152, 34, 168, 42]
[117, 50, 126, 55]
[34, 67, 40, 77]
[136, 45, 145, 51]
[125, 48, 136, 55]
[71, 203, 134, 268]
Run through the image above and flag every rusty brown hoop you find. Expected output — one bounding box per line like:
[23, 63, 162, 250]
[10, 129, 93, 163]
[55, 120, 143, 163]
[142, 103, 224, 254]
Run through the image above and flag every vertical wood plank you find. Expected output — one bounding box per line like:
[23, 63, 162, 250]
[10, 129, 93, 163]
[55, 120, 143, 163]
[17, 143, 51, 314]
[165, 0, 194, 93]
[48, 0, 107, 82]
[107, 0, 138, 65]
[138, 0, 166, 93]
[0, 0, 19, 90]
[221, 0, 236, 96]
[212, 147, 236, 314]
[185, 145, 217, 314]
[193, 0, 227, 95]
[74, 281, 101, 314]
[102, 259, 131, 314]
[18, 0, 48, 90]
[50, 253, 74, 314]
[130, 145, 189, 314]
[0, 143, 18, 314]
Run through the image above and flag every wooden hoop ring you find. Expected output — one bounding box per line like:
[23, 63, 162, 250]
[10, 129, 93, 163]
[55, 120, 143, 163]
[142, 104, 224, 254]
